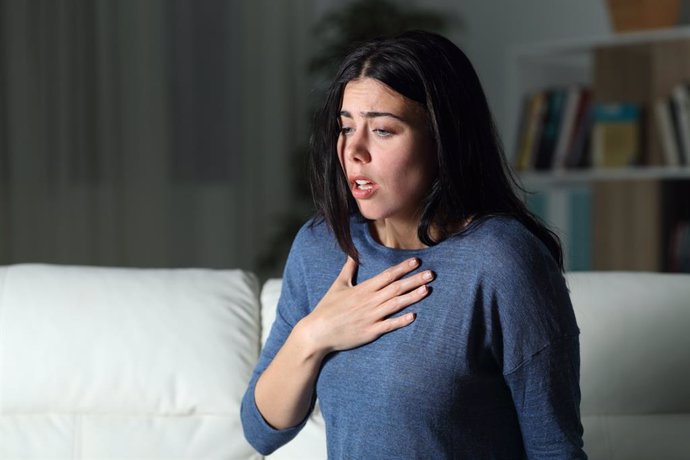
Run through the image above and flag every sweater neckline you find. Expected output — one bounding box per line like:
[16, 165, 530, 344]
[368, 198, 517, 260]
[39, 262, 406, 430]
[357, 219, 452, 256]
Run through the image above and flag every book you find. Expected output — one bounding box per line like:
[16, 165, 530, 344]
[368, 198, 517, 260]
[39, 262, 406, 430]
[552, 86, 582, 170]
[513, 93, 532, 170]
[524, 186, 592, 271]
[564, 90, 594, 169]
[515, 91, 547, 171]
[670, 84, 690, 166]
[654, 97, 681, 167]
[534, 89, 566, 170]
[590, 102, 641, 168]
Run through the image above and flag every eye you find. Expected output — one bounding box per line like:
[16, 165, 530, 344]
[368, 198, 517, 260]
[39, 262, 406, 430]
[340, 126, 354, 136]
[373, 128, 392, 138]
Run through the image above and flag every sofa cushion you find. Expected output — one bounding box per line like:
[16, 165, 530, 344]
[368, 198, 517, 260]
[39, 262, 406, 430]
[0, 264, 261, 459]
[567, 271, 690, 460]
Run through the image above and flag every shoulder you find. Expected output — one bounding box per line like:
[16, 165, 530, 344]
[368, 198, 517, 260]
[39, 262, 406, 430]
[292, 214, 370, 254]
[464, 216, 547, 257]
[289, 217, 340, 257]
[283, 216, 345, 288]
[463, 216, 578, 343]
[460, 215, 564, 294]
[460, 216, 558, 278]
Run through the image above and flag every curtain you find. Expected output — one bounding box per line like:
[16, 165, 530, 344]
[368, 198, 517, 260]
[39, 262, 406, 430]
[0, 0, 314, 275]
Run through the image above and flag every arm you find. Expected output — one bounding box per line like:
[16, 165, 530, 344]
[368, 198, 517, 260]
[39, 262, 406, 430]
[482, 220, 586, 458]
[504, 335, 587, 459]
[241, 248, 433, 454]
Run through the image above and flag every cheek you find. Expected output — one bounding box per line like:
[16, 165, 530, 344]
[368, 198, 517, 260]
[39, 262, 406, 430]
[394, 155, 435, 196]
[336, 136, 346, 169]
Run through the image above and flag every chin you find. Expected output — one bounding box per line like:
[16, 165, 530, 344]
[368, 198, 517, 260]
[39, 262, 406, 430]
[356, 204, 395, 223]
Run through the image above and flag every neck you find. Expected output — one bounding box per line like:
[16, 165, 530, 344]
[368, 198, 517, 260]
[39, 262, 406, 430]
[370, 218, 429, 250]
[369, 216, 473, 250]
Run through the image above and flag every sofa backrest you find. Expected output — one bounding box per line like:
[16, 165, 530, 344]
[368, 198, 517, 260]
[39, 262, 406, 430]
[261, 272, 690, 460]
[0, 264, 262, 459]
[566, 272, 690, 460]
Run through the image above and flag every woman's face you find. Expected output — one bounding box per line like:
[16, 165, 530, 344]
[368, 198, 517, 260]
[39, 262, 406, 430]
[337, 78, 436, 225]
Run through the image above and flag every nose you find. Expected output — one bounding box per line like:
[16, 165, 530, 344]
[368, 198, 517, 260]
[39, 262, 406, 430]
[343, 129, 371, 164]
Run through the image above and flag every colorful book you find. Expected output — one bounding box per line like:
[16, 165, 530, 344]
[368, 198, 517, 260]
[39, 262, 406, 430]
[515, 91, 548, 171]
[534, 89, 566, 170]
[590, 102, 641, 168]
[565, 91, 594, 169]
[552, 86, 582, 170]
[524, 186, 592, 271]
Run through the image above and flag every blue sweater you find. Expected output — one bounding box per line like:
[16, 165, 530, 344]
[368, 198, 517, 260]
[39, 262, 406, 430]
[241, 216, 586, 459]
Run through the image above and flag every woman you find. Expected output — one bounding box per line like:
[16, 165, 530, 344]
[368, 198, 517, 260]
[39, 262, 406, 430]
[241, 30, 586, 459]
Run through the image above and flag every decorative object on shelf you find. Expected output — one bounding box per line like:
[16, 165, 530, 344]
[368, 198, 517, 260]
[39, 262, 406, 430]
[606, 0, 680, 32]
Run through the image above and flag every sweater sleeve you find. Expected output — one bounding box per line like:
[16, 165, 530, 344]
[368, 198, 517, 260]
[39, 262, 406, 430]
[503, 335, 587, 459]
[240, 227, 314, 455]
[481, 220, 587, 458]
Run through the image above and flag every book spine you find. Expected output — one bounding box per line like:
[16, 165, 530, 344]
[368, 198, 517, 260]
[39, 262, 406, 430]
[654, 97, 681, 167]
[534, 89, 565, 171]
[671, 85, 690, 166]
[552, 86, 582, 171]
[515, 91, 547, 171]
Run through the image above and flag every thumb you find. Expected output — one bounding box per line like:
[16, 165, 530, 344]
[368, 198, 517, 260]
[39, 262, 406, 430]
[337, 256, 358, 286]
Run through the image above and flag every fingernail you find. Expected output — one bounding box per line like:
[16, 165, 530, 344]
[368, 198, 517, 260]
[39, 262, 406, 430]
[409, 258, 419, 267]
[417, 285, 427, 294]
[423, 271, 433, 280]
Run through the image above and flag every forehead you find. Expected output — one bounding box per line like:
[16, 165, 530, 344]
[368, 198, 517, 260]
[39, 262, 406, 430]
[341, 78, 414, 114]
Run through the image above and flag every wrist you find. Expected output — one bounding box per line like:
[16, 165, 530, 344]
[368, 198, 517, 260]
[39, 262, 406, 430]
[293, 316, 331, 362]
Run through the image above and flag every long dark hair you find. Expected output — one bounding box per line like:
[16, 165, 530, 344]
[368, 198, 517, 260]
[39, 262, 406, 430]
[308, 30, 564, 271]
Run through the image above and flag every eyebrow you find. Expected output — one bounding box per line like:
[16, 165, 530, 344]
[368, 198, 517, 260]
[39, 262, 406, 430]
[339, 110, 405, 122]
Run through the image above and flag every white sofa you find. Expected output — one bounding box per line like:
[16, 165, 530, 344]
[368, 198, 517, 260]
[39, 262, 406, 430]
[0, 264, 688, 459]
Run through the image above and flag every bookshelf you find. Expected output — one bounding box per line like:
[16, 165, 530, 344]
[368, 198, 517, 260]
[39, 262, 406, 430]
[507, 27, 690, 272]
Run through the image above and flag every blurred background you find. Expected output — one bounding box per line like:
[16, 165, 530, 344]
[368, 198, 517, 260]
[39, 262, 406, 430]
[4, 0, 688, 279]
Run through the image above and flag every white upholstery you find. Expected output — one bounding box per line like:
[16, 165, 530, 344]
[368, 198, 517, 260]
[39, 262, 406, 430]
[567, 272, 690, 460]
[2, 265, 688, 459]
[0, 264, 261, 459]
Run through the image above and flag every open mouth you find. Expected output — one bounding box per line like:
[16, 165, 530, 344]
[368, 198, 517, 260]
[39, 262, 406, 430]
[349, 176, 378, 198]
[354, 179, 374, 190]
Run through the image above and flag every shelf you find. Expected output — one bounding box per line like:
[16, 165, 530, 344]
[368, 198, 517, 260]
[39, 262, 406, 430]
[512, 25, 690, 59]
[518, 166, 690, 188]
[507, 28, 690, 272]
[505, 26, 690, 164]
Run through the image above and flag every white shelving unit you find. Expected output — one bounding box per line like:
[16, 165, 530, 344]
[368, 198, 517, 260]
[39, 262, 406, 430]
[519, 166, 690, 189]
[505, 25, 690, 178]
[506, 28, 690, 272]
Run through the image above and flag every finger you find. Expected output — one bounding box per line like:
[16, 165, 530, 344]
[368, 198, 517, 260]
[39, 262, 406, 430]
[365, 257, 420, 291]
[375, 311, 416, 335]
[336, 256, 358, 286]
[377, 270, 434, 302]
[377, 284, 429, 318]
